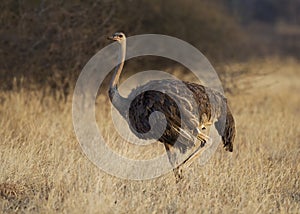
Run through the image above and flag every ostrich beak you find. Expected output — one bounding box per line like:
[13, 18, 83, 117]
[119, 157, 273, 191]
[107, 36, 114, 40]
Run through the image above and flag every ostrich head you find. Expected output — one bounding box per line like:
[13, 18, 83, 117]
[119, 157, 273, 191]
[108, 32, 126, 43]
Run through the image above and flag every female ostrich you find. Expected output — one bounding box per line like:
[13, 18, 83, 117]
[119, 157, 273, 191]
[108, 32, 235, 180]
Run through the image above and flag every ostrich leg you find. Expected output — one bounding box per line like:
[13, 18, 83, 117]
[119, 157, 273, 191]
[164, 144, 184, 182]
[176, 126, 212, 170]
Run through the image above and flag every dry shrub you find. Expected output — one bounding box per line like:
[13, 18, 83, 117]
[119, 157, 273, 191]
[0, 0, 244, 92]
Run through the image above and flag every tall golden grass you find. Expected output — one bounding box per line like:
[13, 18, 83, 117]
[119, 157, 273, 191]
[0, 58, 299, 213]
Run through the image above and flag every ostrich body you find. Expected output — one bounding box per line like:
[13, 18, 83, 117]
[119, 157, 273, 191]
[108, 32, 235, 180]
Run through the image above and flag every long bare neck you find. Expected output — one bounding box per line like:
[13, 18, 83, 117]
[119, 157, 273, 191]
[110, 41, 126, 90]
[109, 40, 129, 117]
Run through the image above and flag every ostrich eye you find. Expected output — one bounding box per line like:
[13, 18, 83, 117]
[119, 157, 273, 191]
[119, 35, 123, 38]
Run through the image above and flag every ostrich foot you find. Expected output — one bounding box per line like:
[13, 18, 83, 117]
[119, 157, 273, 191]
[173, 167, 183, 183]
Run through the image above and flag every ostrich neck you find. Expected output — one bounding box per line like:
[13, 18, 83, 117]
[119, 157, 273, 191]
[109, 40, 129, 117]
[110, 41, 126, 90]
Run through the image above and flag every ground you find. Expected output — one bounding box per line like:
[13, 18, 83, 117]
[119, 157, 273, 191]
[0, 58, 299, 213]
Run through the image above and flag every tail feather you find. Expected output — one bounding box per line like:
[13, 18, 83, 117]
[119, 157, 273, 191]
[215, 105, 235, 152]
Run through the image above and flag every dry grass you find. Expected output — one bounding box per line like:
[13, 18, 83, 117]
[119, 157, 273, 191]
[0, 58, 299, 213]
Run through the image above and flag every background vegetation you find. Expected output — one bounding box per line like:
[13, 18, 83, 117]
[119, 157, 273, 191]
[1, 0, 299, 92]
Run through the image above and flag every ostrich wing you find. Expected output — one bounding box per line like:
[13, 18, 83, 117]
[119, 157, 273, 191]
[127, 79, 204, 150]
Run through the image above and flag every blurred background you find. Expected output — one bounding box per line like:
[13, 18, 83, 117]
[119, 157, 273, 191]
[1, 0, 299, 94]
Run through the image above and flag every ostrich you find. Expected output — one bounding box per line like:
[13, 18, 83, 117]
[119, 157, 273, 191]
[108, 32, 235, 180]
